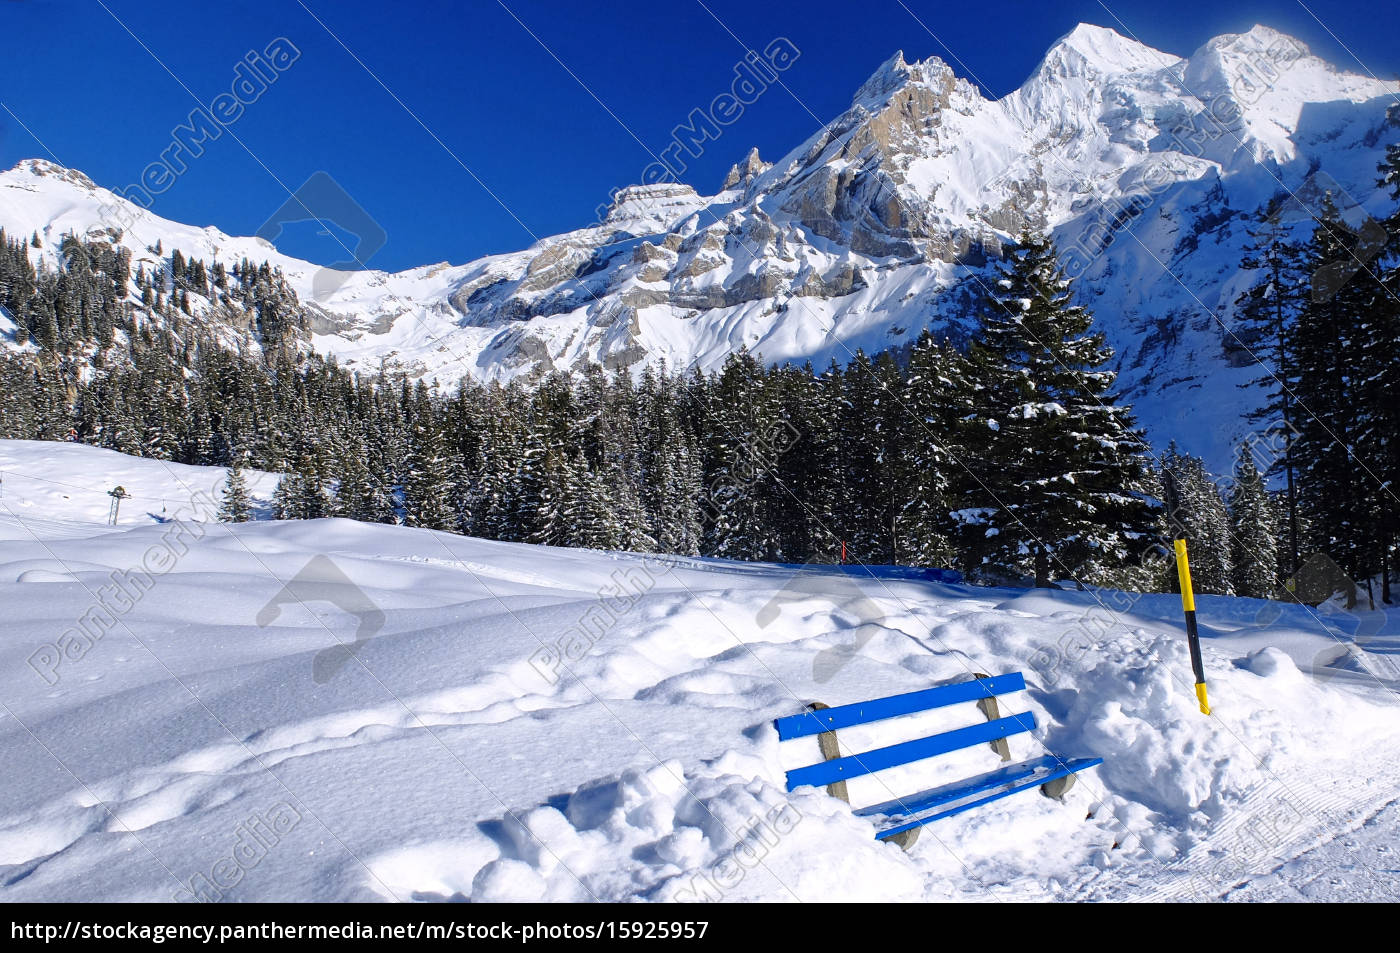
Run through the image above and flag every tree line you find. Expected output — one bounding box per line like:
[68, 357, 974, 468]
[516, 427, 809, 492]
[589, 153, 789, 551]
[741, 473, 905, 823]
[3, 147, 1398, 602]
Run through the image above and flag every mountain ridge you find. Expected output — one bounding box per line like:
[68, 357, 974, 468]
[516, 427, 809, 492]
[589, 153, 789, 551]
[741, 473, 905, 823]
[2, 22, 1397, 472]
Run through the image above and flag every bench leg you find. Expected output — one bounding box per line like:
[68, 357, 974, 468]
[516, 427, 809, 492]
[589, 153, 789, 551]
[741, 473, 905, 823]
[807, 702, 926, 850]
[973, 673, 1012, 762]
[806, 702, 850, 804]
[885, 827, 921, 851]
[1040, 772, 1076, 801]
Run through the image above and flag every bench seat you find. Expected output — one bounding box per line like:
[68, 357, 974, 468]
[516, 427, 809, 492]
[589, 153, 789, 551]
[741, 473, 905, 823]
[856, 754, 1104, 840]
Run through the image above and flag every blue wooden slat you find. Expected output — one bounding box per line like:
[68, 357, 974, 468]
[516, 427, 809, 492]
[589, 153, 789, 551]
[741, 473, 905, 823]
[783, 712, 1037, 791]
[872, 757, 1103, 840]
[773, 673, 1027, 740]
[857, 755, 1102, 820]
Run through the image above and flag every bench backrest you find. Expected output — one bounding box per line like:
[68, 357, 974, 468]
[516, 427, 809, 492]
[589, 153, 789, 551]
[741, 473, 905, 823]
[776, 672, 1034, 791]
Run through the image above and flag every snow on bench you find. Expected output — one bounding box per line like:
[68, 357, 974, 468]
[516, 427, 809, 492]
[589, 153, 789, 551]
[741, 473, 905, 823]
[773, 672, 1102, 849]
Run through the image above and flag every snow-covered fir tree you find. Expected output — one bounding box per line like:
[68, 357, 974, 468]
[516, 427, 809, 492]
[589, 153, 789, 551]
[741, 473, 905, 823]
[838, 350, 905, 565]
[403, 419, 462, 531]
[530, 448, 576, 548]
[218, 461, 253, 523]
[703, 350, 784, 561]
[1228, 453, 1280, 598]
[1287, 194, 1384, 587]
[898, 333, 972, 569]
[332, 436, 398, 525]
[960, 232, 1157, 587]
[1160, 445, 1234, 596]
[1234, 208, 1309, 578]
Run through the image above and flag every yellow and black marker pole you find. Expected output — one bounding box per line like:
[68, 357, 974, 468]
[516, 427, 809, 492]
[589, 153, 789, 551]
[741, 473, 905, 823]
[1173, 538, 1211, 715]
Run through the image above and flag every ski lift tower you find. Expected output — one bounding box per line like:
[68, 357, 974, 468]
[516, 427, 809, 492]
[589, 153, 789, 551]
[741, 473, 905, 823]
[108, 486, 131, 525]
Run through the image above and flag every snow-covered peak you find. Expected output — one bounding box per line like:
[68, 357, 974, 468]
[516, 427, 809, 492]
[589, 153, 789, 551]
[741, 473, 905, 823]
[6, 157, 99, 192]
[1174, 23, 1392, 163]
[851, 50, 914, 106]
[1036, 23, 1182, 79]
[849, 50, 966, 111]
[1195, 23, 1313, 59]
[1182, 23, 1314, 96]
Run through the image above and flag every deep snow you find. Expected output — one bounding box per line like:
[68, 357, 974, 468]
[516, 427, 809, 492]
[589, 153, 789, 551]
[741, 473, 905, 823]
[0, 439, 1396, 902]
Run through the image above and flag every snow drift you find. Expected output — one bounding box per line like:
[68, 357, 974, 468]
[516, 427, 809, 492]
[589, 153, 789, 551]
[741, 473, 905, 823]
[0, 440, 1396, 901]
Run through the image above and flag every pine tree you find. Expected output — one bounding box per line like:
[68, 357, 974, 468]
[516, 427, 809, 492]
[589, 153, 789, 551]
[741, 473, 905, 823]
[1234, 208, 1308, 577]
[568, 453, 616, 550]
[218, 461, 253, 522]
[765, 364, 837, 562]
[655, 438, 704, 556]
[332, 440, 398, 524]
[272, 472, 304, 520]
[272, 451, 329, 521]
[1364, 105, 1400, 604]
[1160, 445, 1234, 595]
[703, 350, 783, 560]
[578, 459, 654, 553]
[510, 424, 550, 543]
[295, 467, 331, 519]
[837, 351, 905, 565]
[530, 448, 575, 547]
[1228, 453, 1279, 598]
[468, 412, 524, 540]
[637, 368, 704, 556]
[961, 233, 1157, 587]
[403, 419, 461, 531]
[1288, 194, 1382, 589]
[898, 333, 972, 569]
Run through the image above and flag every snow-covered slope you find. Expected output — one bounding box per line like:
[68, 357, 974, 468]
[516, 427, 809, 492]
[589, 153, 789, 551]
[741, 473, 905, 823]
[0, 440, 279, 528]
[3, 24, 1397, 471]
[0, 440, 1397, 901]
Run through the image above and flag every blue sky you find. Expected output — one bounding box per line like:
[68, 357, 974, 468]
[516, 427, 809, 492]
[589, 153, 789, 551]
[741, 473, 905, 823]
[3, 0, 1398, 271]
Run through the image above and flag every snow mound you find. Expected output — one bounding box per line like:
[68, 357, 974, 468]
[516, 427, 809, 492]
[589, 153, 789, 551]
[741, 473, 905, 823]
[0, 441, 1396, 901]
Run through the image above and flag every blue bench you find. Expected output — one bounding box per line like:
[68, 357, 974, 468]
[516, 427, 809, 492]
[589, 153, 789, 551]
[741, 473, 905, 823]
[773, 672, 1101, 848]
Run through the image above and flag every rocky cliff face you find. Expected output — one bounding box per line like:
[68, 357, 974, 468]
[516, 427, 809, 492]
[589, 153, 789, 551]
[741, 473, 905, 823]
[2, 24, 1396, 470]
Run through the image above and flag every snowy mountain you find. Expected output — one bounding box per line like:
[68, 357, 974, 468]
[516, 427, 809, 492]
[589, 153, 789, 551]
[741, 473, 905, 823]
[3, 23, 1397, 471]
[1, 439, 1397, 901]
